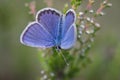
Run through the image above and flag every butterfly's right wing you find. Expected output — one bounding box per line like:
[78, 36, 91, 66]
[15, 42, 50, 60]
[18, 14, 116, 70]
[60, 24, 76, 49]
[20, 22, 55, 48]
[60, 9, 76, 49]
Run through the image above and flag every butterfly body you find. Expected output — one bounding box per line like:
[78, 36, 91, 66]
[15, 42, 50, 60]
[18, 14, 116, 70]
[20, 8, 76, 49]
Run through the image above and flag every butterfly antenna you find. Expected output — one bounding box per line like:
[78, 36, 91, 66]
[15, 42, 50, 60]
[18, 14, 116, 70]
[59, 50, 69, 66]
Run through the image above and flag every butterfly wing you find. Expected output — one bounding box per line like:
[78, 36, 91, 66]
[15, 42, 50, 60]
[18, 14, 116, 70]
[20, 22, 55, 48]
[21, 8, 62, 48]
[61, 24, 76, 49]
[60, 9, 76, 49]
[36, 8, 62, 39]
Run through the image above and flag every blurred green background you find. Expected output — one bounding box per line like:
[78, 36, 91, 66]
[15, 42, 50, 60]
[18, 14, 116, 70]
[0, 0, 119, 80]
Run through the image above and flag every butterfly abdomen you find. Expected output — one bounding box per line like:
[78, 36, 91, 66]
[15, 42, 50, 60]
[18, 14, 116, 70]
[54, 15, 63, 47]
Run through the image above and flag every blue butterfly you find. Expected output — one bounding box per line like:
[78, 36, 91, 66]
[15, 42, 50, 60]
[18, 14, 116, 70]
[20, 8, 76, 49]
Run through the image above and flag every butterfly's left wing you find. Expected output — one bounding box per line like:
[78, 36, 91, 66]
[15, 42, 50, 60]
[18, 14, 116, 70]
[21, 8, 62, 48]
[20, 22, 55, 48]
[60, 9, 76, 49]
[36, 8, 62, 39]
